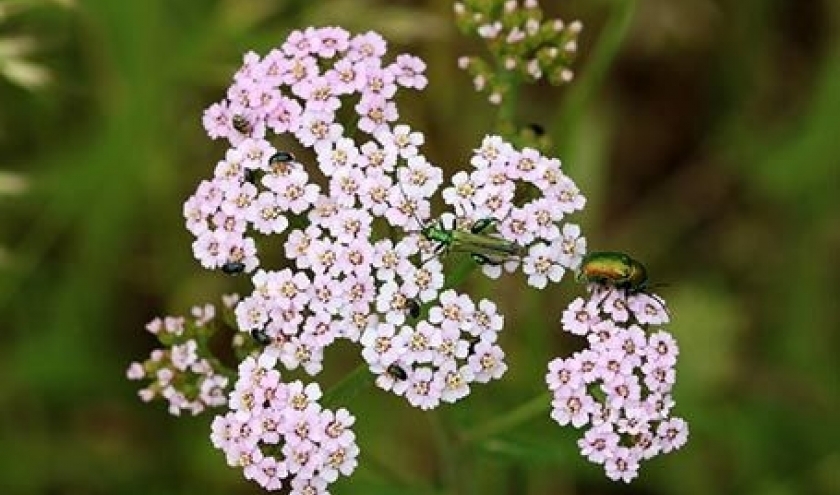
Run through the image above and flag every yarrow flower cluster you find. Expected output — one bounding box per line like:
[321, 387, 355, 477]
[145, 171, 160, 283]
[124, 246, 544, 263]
[126, 295, 241, 415]
[355, 136, 586, 408]
[180, 26, 587, 410]
[546, 287, 688, 482]
[361, 290, 508, 409]
[454, 0, 582, 104]
[442, 134, 587, 284]
[189, 26, 428, 272]
[211, 353, 359, 493]
[126, 10, 690, 491]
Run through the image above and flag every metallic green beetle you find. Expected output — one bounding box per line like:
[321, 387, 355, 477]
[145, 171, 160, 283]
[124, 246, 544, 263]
[576, 251, 649, 293]
[421, 216, 525, 266]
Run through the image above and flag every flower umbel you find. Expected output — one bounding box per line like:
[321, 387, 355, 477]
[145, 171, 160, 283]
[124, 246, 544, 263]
[546, 287, 688, 482]
[211, 353, 360, 492]
[183, 26, 587, 411]
[127, 295, 242, 416]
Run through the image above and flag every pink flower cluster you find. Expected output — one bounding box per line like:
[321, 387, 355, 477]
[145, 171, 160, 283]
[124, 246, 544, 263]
[187, 26, 428, 272]
[362, 290, 507, 409]
[225, 134, 584, 407]
[126, 296, 240, 415]
[442, 135, 587, 285]
[546, 287, 688, 482]
[178, 27, 587, 410]
[176, 25, 591, 421]
[211, 353, 359, 493]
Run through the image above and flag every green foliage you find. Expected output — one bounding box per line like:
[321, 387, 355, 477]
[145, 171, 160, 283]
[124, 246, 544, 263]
[1, 0, 839, 494]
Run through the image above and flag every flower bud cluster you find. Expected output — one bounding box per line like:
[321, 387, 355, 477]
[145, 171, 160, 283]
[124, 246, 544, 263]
[126, 295, 241, 416]
[546, 287, 688, 482]
[454, 0, 582, 103]
[211, 353, 359, 493]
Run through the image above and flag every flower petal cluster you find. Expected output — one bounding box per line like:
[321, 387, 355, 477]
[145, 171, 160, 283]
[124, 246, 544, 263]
[188, 26, 428, 272]
[546, 287, 688, 482]
[180, 27, 585, 411]
[454, 0, 582, 103]
[211, 353, 359, 493]
[361, 291, 508, 409]
[442, 135, 587, 285]
[127, 295, 240, 416]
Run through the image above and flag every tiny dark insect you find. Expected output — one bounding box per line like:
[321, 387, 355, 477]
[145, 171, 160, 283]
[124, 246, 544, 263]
[244, 168, 260, 184]
[269, 151, 296, 165]
[221, 261, 246, 275]
[232, 114, 252, 134]
[406, 298, 421, 319]
[251, 328, 272, 346]
[386, 364, 408, 381]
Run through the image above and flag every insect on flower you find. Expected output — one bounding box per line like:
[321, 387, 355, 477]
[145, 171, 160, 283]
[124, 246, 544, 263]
[250, 328, 272, 346]
[415, 213, 525, 266]
[231, 114, 251, 134]
[386, 363, 408, 381]
[221, 261, 246, 275]
[577, 252, 647, 292]
[397, 176, 524, 267]
[576, 251, 667, 308]
[269, 150, 296, 165]
[405, 297, 422, 319]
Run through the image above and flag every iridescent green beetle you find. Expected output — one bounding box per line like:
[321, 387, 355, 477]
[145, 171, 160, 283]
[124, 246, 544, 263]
[421, 216, 525, 266]
[576, 251, 649, 294]
[397, 178, 524, 266]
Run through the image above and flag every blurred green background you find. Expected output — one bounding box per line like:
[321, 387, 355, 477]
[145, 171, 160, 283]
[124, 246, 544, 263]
[1, 0, 838, 494]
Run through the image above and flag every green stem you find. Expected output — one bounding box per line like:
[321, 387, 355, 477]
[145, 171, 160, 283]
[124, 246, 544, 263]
[459, 391, 552, 446]
[444, 256, 478, 289]
[555, 0, 636, 151]
[321, 363, 371, 409]
[495, 71, 522, 133]
[429, 410, 459, 494]
[359, 449, 427, 488]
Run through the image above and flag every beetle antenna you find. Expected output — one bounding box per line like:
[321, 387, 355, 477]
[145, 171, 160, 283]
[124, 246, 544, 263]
[395, 173, 445, 269]
[641, 290, 671, 318]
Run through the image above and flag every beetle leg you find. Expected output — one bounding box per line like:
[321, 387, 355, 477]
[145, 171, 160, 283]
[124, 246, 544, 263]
[470, 218, 496, 234]
[592, 285, 614, 311]
[471, 253, 500, 266]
